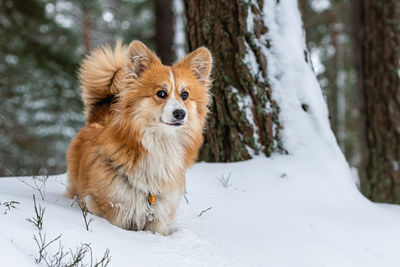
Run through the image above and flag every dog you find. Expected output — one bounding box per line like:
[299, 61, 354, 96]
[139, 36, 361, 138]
[65, 40, 212, 235]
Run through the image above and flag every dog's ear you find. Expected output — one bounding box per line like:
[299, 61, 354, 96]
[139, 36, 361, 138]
[126, 41, 161, 78]
[178, 47, 213, 86]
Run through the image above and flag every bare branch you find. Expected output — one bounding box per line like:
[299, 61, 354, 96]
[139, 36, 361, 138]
[198, 207, 212, 217]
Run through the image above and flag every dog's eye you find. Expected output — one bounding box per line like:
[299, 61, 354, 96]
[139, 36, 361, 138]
[181, 91, 189, 101]
[156, 90, 167, 99]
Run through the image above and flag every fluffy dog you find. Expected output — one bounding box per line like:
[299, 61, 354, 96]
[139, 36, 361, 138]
[66, 40, 212, 235]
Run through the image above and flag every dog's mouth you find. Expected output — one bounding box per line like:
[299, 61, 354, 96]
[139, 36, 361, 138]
[167, 122, 183, 127]
[160, 118, 183, 127]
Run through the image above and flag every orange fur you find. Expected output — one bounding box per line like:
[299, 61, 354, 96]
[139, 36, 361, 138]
[66, 40, 212, 234]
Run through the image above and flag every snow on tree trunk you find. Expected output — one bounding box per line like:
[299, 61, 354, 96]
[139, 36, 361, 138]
[261, 0, 338, 154]
[184, 0, 344, 163]
[185, 0, 284, 162]
[255, 1, 357, 202]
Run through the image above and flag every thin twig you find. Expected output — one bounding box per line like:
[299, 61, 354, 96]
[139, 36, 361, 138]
[94, 249, 111, 267]
[1, 200, 20, 214]
[78, 202, 94, 231]
[184, 187, 189, 204]
[216, 172, 232, 188]
[68, 243, 90, 266]
[5, 167, 48, 200]
[26, 194, 45, 230]
[198, 207, 212, 217]
[33, 232, 62, 264]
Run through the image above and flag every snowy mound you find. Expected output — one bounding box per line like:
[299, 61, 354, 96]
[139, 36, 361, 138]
[1, 158, 400, 267]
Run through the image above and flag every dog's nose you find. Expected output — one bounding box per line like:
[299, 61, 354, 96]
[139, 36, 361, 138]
[173, 109, 186, 121]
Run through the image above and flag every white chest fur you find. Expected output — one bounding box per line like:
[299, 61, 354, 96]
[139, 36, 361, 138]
[108, 126, 185, 231]
[133, 126, 185, 192]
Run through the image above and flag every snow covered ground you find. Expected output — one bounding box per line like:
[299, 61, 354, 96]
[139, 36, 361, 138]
[1, 154, 400, 267]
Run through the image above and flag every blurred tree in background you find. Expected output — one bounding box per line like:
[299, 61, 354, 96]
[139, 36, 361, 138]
[154, 0, 175, 65]
[0, 0, 155, 176]
[352, 0, 400, 203]
[0, 0, 81, 176]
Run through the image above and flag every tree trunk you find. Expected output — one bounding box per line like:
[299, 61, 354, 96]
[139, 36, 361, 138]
[328, 18, 340, 137]
[154, 0, 176, 65]
[83, 14, 92, 54]
[184, 0, 283, 162]
[354, 0, 400, 202]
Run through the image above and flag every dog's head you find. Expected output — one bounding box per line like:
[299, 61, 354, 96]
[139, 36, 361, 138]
[119, 41, 212, 134]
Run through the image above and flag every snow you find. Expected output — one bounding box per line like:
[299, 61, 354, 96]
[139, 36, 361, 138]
[2, 157, 400, 267]
[1, 0, 400, 266]
[310, 0, 331, 13]
[243, 39, 260, 80]
[262, 0, 336, 154]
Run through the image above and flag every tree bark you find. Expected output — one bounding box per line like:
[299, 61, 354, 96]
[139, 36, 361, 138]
[329, 18, 340, 136]
[184, 0, 283, 162]
[83, 14, 92, 54]
[354, 0, 400, 202]
[154, 0, 176, 65]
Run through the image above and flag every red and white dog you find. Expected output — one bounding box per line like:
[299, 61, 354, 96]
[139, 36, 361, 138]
[66, 40, 212, 235]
